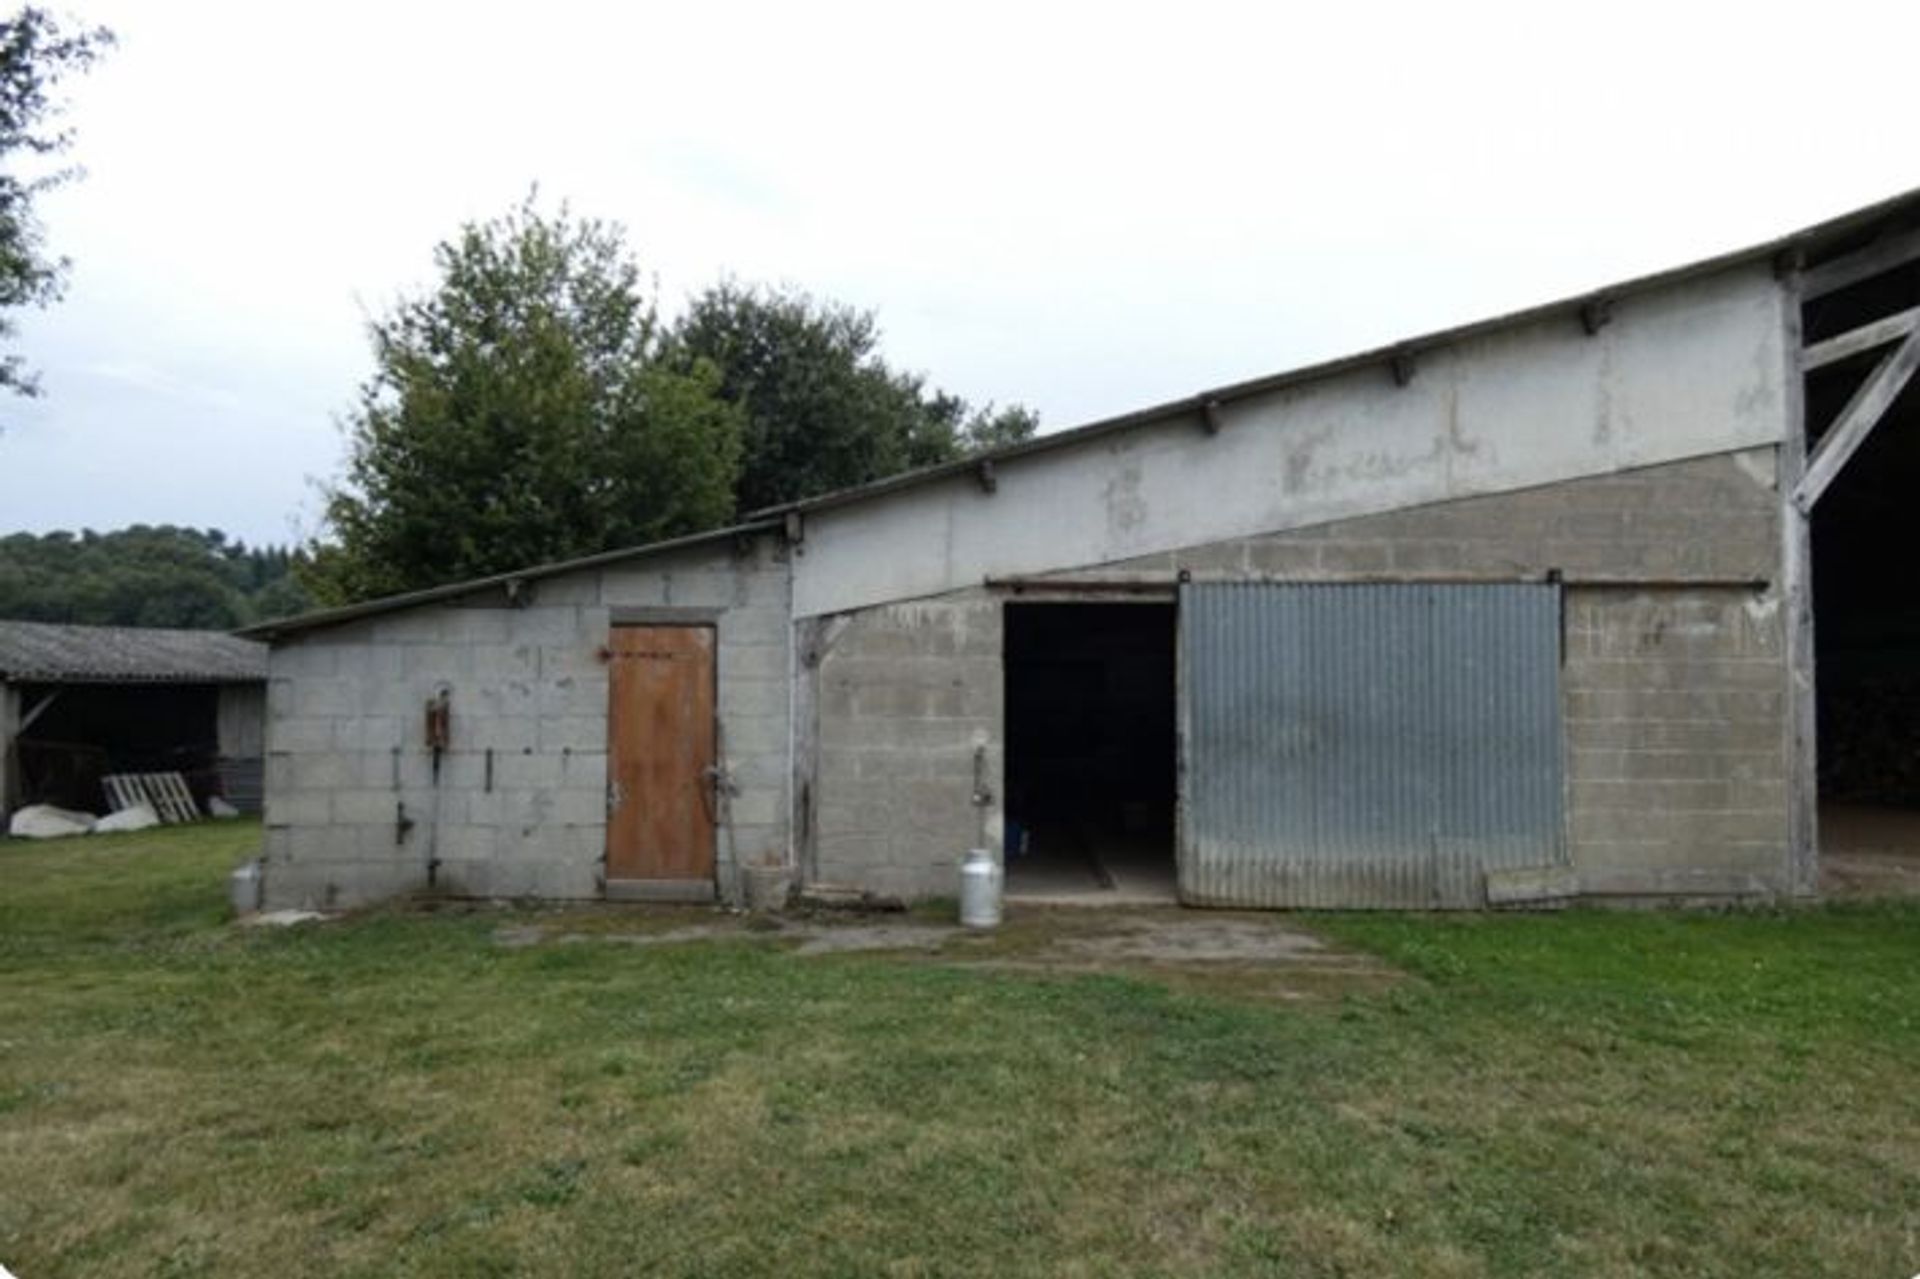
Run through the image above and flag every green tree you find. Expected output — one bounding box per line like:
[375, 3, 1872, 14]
[960, 402, 1040, 454]
[303, 198, 744, 604]
[246, 573, 313, 624]
[0, 7, 112, 404]
[670, 283, 1037, 513]
[0, 525, 310, 626]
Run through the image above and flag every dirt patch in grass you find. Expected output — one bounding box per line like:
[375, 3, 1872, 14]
[1048, 912, 1329, 961]
[486, 904, 1398, 1003]
[786, 922, 957, 955]
[950, 907, 1400, 1001]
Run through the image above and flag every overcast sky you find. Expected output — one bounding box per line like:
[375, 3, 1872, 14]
[1, 0, 1915, 547]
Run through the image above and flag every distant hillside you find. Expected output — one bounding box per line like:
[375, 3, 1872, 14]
[0, 526, 313, 630]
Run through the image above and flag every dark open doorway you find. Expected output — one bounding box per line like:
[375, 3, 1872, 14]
[1802, 245, 1920, 890]
[10, 682, 223, 814]
[1003, 601, 1178, 902]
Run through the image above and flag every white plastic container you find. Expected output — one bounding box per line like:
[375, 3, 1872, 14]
[959, 846, 1002, 929]
[229, 858, 263, 916]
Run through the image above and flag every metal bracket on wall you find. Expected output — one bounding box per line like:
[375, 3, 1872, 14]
[971, 743, 993, 808]
[1546, 568, 1566, 666]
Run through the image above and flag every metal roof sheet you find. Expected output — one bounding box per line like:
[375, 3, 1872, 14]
[0, 621, 267, 684]
[237, 519, 782, 641]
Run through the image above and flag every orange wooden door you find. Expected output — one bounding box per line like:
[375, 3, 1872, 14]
[606, 626, 716, 882]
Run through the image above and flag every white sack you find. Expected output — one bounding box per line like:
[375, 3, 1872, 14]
[8, 804, 98, 839]
[96, 802, 161, 834]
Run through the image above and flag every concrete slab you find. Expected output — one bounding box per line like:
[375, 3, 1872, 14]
[239, 909, 332, 928]
[1820, 803, 1920, 899]
[1006, 839, 1178, 906]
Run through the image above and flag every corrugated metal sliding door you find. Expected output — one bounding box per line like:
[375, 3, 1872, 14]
[1178, 582, 1566, 908]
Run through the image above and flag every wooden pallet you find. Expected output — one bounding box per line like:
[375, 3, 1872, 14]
[101, 771, 201, 824]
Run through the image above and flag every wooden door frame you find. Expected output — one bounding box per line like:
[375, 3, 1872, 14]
[603, 615, 720, 904]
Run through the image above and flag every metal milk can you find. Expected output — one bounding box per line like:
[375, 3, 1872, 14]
[959, 846, 1002, 929]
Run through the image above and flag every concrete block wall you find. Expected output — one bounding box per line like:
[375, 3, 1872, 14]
[261, 535, 790, 909]
[1085, 449, 1780, 585]
[808, 591, 1001, 900]
[805, 447, 1788, 903]
[1561, 589, 1787, 895]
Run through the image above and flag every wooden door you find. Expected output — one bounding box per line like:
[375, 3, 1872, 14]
[606, 625, 716, 887]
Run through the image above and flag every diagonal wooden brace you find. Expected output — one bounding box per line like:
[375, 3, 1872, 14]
[1793, 328, 1920, 512]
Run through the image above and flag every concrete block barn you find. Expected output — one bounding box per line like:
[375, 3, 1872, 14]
[243, 190, 1920, 911]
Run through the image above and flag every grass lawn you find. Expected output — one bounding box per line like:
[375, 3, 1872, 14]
[2, 823, 1917, 1277]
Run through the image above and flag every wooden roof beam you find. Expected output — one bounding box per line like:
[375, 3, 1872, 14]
[1802, 226, 1920, 300]
[1802, 304, 1920, 371]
